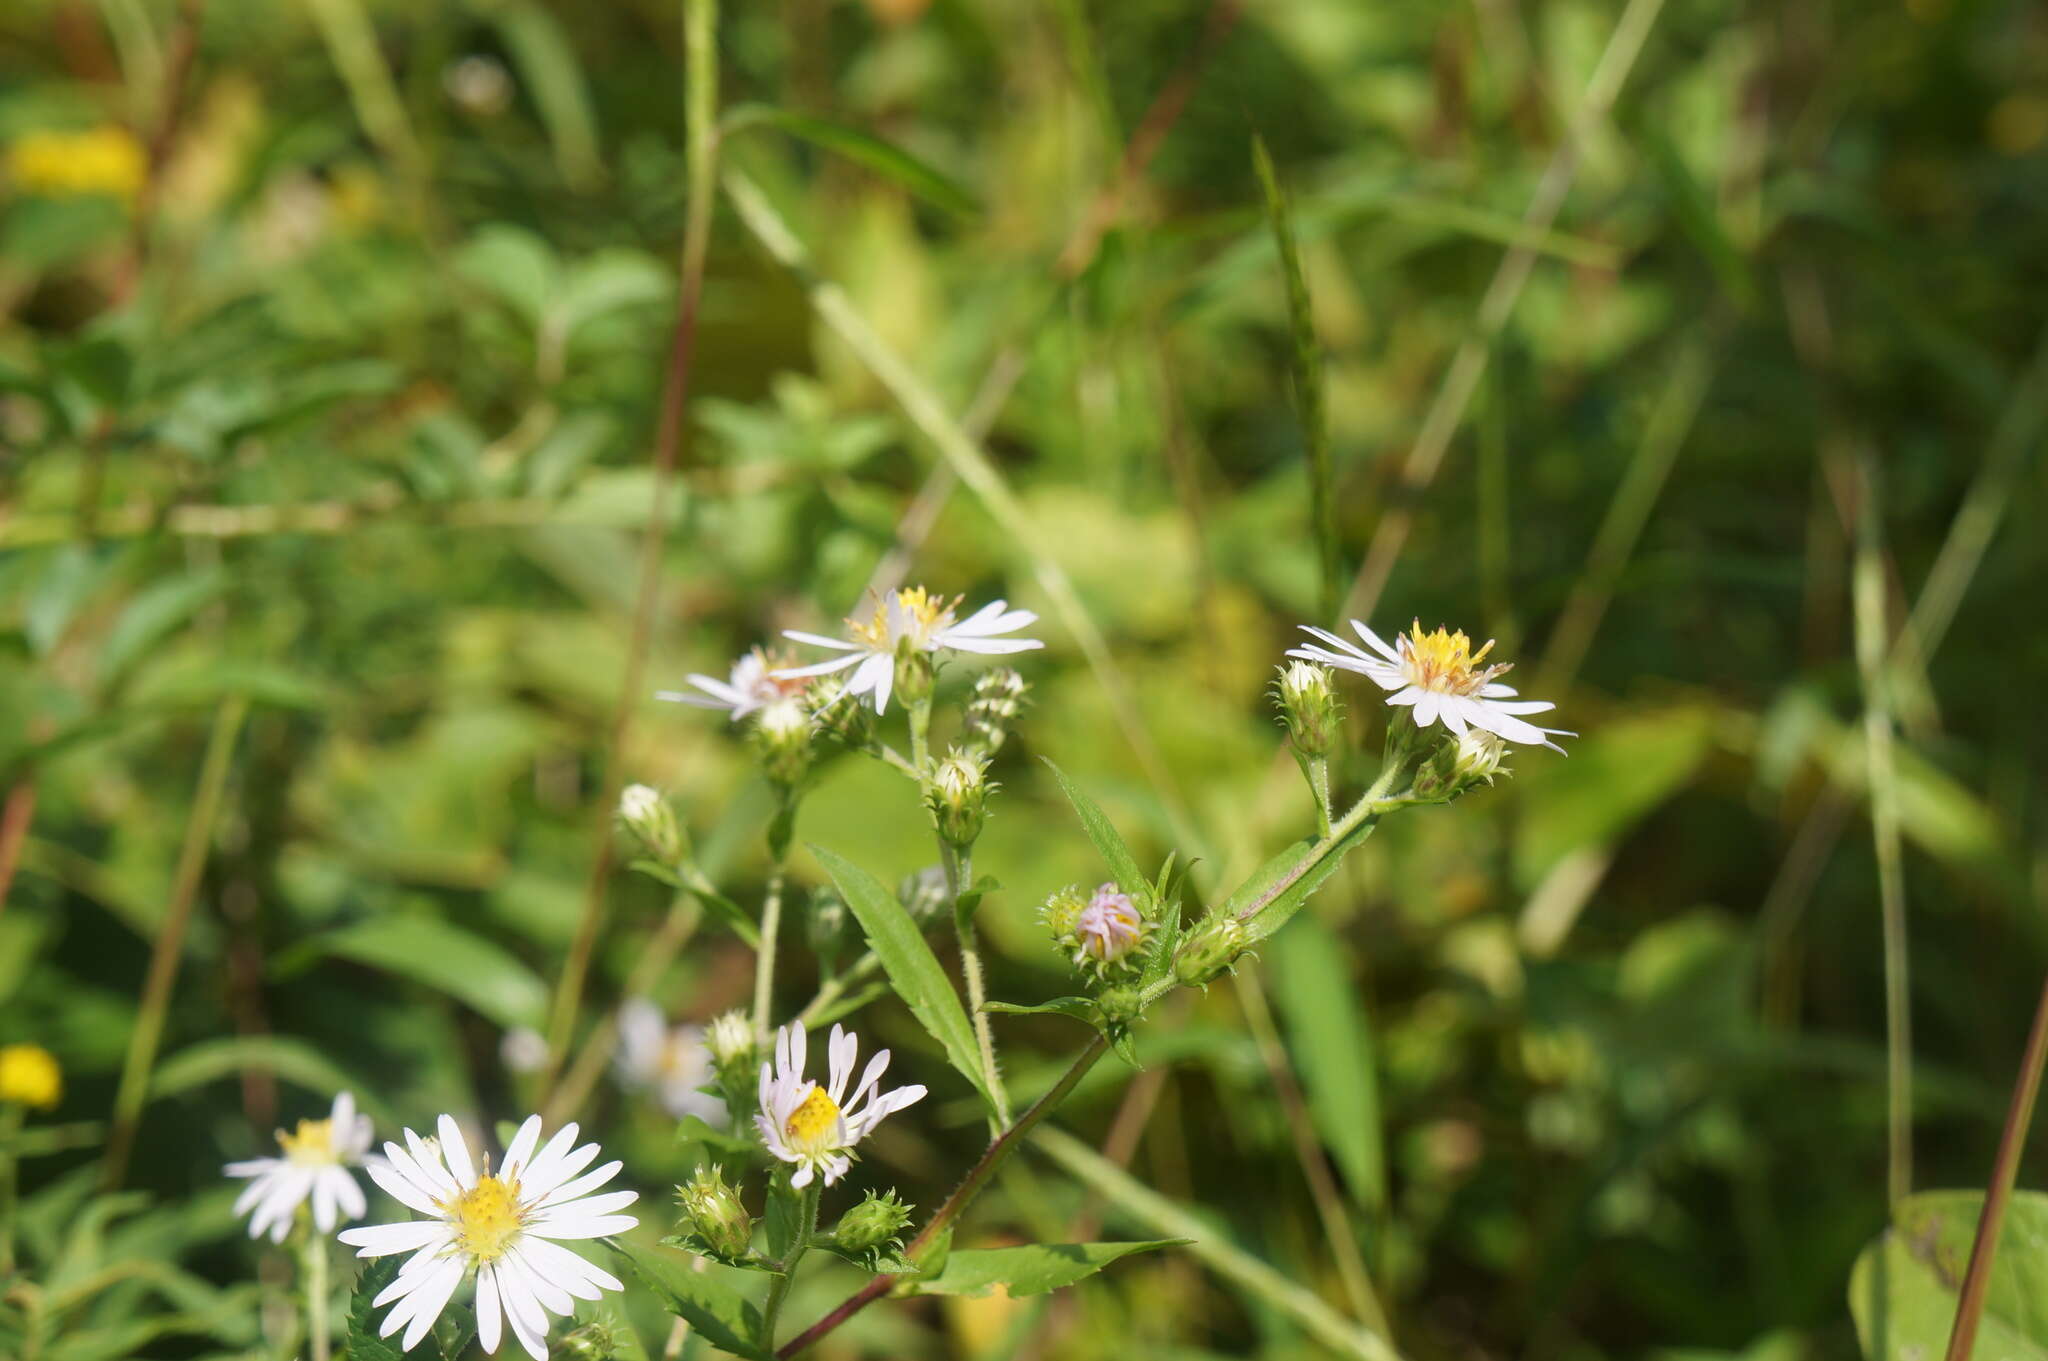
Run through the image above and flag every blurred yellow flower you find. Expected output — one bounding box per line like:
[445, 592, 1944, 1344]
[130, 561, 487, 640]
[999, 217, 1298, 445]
[5, 126, 147, 202]
[0, 1043, 62, 1109]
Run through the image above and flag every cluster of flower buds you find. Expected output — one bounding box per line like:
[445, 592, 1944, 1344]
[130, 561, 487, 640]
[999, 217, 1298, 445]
[1044, 882, 1152, 982]
[1274, 659, 1341, 759]
[676, 1164, 755, 1264]
[750, 697, 814, 788]
[926, 748, 993, 846]
[617, 783, 687, 866]
[827, 1188, 914, 1268]
[1173, 914, 1249, 989]
[960, 667, 1027, 759]
[1410, 728, 1508, 802]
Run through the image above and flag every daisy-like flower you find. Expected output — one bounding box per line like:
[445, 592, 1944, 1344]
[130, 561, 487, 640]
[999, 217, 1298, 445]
[1072, 883, 1150, 976]
[616, 998, 727, 1124]
[778, 587, 1042, 714]
[225, 1091, 374, 1243]
[754, 1023, 927, 1189]
[339, 1114, 637, 1359]
[657, 648, 808, 722]
[1288, 619, 1573, 752]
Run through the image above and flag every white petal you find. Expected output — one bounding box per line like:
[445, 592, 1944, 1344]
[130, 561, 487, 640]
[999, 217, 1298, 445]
[399, 1256, 466, 1352]
[475, 1266, 504, 1355]
[312, 1172, 339, 1231]
[500, 1115, 544, 1181]
[789, 1162, 814, 1190]
[1411, 693, 1441, 727]
[1484, 698, 1557, 715]
[773, 652, 864, 679]
[521, 1140, 600, 1203]
[1384, 686, 1424, 707]
[400, 1130, 460, 1199]
[367, 1155, 444, 1216]
[1350, 620, 1406, 665]
[515, 1123, 582, 1195]
[500, 1245, 576, 1317]
[435, 1116, 475, 1186]
[782, 629, 859, 652]
[533, 1159, 623, 1210]
[941, 636, 1043, 655]
[339, 1221, 450, 1256]
[514, 1236, 624, 1297]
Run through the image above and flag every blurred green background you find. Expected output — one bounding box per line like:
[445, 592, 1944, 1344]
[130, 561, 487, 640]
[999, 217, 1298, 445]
[3, 0, 2047, 1357]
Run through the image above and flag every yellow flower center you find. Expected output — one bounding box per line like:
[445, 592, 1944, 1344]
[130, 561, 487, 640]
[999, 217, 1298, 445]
[449, 1174, 525, 1262]
[848, 587, 951, 650]
[784, 1086, 842, 1149]
[1403, 621, 1509, 696]
[0, 1043, 62, 1110]
[278, 1117, 337, 1166]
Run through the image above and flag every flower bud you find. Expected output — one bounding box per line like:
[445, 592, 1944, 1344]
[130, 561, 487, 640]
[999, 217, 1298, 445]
[1174, 915, 1249, 988]
[1413, 728, 1508, 801]
[1071, 883, 1150, 980]
[832, 1188, 913, 1256]
[1040, 885, 1088, 941]
[808, 884, 849, 961]
[961, 668, 1027, 758]
[750, 697, 814, 787]
[809, 675, 875, 749]
[676, 1164, 754, 1263]
[1274, 661, 1340, 759]
[899, 865, 949, 925]
[926, 748, 993, 846]
[893, 644, 936, 708]
[1097, 985, 1145, 1024]
[704, 1009, 755, 1075]
[616, 783, 686, 866]
[559, 1322, 616, 1361]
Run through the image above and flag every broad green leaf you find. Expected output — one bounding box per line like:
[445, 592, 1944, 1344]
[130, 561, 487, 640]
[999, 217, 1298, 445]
[277, 916, 547, 1031]
[150, 1036, 397, 1129]
[904, 1240, 1184, 1298]
[613, 1241, 773, 1361]
[456, 225, 559, 327]
[346, 1257, 406, 1361]
[812, 845, 995, 1113]
[722, 103, 978, 218]
[550, 251, 671, 345]
[1043, 761, 1148, 900]
[1269, 916, 1384, 1211]
[1849, 1191, 2048, 1361]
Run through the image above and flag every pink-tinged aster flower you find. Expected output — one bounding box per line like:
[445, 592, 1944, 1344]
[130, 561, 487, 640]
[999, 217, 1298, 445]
[777, 587, 1042, 715]
[754, 1023, 926, 1189]
[1287, 619, 1573, 752]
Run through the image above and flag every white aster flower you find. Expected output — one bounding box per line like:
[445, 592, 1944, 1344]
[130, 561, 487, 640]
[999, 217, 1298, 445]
[754, 1023, 927, 1189]
[777, 587, 1042, 714]
[226, 1091, 375, 1243]
[657, 647, 808, 721]
[615, 998, 727, 1124]
[338, 1114, 637, 1359]
[1287, 618, 1573, 752]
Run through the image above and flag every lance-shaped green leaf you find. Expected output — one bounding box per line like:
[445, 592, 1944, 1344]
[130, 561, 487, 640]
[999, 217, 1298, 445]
[1270, 916, 1385, 1211]
[613, 1241, 773, 1361]
[1224, 816, 1378, 948]
[812, 846, 996, 1113]
[984, 996, 1100, 1025]
[904, 1240, 1185, 1297]
[1043, 761, 1148, 901]
[721, 104, 979, 218]
[275, 916, 548, 1031]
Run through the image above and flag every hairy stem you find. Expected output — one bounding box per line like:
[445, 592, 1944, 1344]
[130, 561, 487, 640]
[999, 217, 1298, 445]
[753, 868, 787, 1045]
[760, 1179, 821, 1347]
[303, 1224, 329, 1361]
[947, 844, 1010, 1128]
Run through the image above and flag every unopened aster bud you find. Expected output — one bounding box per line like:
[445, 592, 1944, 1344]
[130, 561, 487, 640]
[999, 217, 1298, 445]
[751, 697, 814, 787]
[808, 675, 874, 748]
[961, 668, 1027, 758]
[1040, 885, 1088, 941]
[704, 1009, 755, 1074]
[1413, 728, 1508, 801]
[1071, 883, 1150, 980]
[899, 865, 949, 925]
[1097, 984, 1145, 1024]
[1174, 915, 1249, 988]
[617, 783, 686, 865]
[677, 1164, 754, 1262]
[559, 1322, 616, 1361]
[1274, 660, 1340, 759]
[832, 1188, 913, 1255]
[893, 642, 937, 708]
[808, 884, 849, 960]
[926, 748, 993, 846]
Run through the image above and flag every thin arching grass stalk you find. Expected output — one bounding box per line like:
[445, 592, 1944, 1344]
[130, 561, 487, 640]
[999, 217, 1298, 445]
[102, 695, 249, 1189]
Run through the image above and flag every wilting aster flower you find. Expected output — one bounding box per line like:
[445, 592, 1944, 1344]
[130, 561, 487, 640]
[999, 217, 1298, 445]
[777, 587, 1042, 714]
[1288, 619, 1572, 752]
[1072, 883, 1150, 977]
[755, 1023, 927, 1189]
[339, 1115, 636, 1359]
[615, 998, 727, 1123]
[658, 648, 808, 722]
[226, 1091, 374, 1243]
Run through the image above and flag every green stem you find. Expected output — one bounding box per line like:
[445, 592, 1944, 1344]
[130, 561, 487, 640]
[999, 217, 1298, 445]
[906, 695, 933, 779]
[795, 950, 883, 1027]
[303, 1222, 330, 1361]
[760, 1179, 820, 1347]
[753, 868, 786, 1046]
[1309, 755, 1333, 838]
[947, 844, 1010, 1128]
[0, 1104, 20, 1275]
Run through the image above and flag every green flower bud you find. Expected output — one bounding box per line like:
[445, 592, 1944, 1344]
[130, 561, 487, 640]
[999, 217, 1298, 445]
[676, 1164, 754, 1263]
[899, 866, 949, 925]
[559, 1322, 616, 1361]
[750, 697, 814, 788]
[1097, 984, 1146, 1024]
[1174, 915, 1250, 988]
[617, 784, 687, 866]
[893, 644, 936, 708]
[925, 748, 993, 846]
[704, 1009, 755, 1075]
[1040, 884, 1088, 943]
[1412, 728, 1508, 802]
[808, 675, 874, 749]
[831, 1188, 914, 1258]
[1273, 660, 1341, 759]
[961, 668, 1027, 758]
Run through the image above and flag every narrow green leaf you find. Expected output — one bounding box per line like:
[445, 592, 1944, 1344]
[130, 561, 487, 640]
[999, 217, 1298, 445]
[492, 1, 604, 191]
[612, 1241, 773, 1361]
[905, 1240, 1185, 1298]
[150, 1036, 397, 1130]
[276, 916, 548, 1031]
[984, 996, 1099, 1024]
[722, 103, 978, 218]
[345, 1257, 405, 1361]
[1042, 761, 1148, 900]
[1228, 817, 1378, 948]
[1252, 134, 1338, 622]
[1269, 916, 1385, 1211]
[812, 846, 995, 1112]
